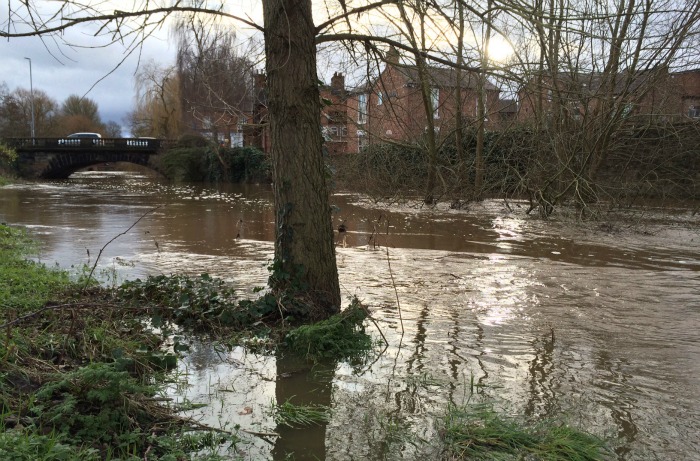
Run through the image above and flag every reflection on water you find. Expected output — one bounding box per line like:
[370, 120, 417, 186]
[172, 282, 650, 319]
[1, 171, 699, 460]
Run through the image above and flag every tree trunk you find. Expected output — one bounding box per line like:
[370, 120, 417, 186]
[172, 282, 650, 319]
[454, 0, 468, 200]
[262, 0, 341, 315]
[474, 0, 492, 198]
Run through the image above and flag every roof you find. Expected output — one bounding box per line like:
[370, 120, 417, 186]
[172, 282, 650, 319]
[394, 65, 500, 92]
[496, 99, 518, 113]
[523, 68, 669, 97]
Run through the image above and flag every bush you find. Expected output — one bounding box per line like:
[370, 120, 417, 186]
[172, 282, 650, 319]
[156, 144, 270, 183]
[0, 142, 18, 180]
[341, 128, 525, 198]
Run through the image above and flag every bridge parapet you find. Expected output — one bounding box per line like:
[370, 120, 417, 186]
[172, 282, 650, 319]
[5, 138, 173, 179]
[4, 137, 171, 152]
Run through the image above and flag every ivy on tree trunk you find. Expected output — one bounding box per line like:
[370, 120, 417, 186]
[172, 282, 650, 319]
[262, 0, 341, 316]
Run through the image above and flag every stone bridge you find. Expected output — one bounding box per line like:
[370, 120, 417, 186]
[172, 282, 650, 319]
[3, 137, 172, 179]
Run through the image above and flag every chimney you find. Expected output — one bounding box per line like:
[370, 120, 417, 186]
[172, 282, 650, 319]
[331, 72, 345, 92]
[253, 72, 267, 90]
[385, 46, 400, 65]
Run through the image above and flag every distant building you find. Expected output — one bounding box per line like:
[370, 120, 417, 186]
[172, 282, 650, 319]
[246, 71, 359, 154]
[517, 68, 700, 123]
[669, 69, 700, 120]
[320, 72, 360, 155]
[352, 47, 502, 148]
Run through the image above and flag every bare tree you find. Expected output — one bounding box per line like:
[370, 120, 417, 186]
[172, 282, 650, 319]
[1, 87, 59, 137]
[174, 18, 254, 143]
[129, 62, 182, 138]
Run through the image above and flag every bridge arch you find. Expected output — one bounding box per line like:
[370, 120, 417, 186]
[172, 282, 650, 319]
[37, 151, 162, 179]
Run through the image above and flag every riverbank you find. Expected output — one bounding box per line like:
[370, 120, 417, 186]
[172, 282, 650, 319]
[0, 224, 245, 459]
[0, 223, 609, 460]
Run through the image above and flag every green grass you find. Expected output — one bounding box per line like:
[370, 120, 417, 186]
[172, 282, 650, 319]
[0, 429, 101, 461]
[441, 403, 609, 460]
[0, 225, 243, 460]
[270, 398, 331, 428]
[283, 297, 373, 361]
[0, 225, 75, 312]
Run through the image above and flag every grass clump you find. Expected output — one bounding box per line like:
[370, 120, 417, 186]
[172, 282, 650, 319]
[0, 225, 73, 311]
[270, 398, 331, 428]
[440, 403, 609, 460]
[283, 297, 372, 361]
[31, 363, 161, 448]
[0, 430, 101, 461]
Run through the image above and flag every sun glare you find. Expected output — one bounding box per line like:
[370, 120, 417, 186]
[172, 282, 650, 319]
[488, 35, 514, 63]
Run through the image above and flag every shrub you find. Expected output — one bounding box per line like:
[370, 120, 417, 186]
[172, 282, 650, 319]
[156, 144, 270, 183]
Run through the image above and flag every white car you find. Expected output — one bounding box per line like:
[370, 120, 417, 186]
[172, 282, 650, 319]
[60, 132, 103, 145]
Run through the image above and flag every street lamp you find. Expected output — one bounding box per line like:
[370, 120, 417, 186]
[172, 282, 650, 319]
[24, 57, 36, 138]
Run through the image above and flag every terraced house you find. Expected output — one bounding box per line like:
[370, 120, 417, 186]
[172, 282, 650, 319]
[248, 48, 508, 155]
[354, 47, 501, 150]
[517, 67, 700, 124]
[227, 63, 700, 154]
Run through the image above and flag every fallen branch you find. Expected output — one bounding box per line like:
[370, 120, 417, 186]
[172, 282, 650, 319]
[83, 206, 162, 289]
[0, 302, 171, 329]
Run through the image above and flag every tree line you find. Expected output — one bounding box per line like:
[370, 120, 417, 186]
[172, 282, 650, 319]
[0, 85, 121, 138]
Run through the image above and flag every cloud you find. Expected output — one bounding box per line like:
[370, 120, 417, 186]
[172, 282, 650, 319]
[0, 24, 175, 135]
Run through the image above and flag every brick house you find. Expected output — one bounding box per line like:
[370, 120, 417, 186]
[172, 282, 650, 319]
[669, 69, 700, 120]
[245, 71, 360, 154]
[320, 72, 360, 155]
[247, 49, 510, 154]
[517, 68, 700, 123]
[353, 48, 501, 148]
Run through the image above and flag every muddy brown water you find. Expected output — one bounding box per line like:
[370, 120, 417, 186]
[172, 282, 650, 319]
[1, 171, 699, 460]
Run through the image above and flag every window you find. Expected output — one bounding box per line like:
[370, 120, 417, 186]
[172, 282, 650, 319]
[358, 93, 367, 124]
[689, 106, 700, 119]
[358, 130, 368, 150]
[431, 88, 440, 119]
[231, 132, 244, 147]
[326, 125, 348, 139]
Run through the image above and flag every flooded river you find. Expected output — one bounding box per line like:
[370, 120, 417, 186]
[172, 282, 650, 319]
[1, 171, 699, 460]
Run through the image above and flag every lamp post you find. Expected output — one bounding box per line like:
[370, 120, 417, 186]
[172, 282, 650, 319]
[24, 57, 36, 138]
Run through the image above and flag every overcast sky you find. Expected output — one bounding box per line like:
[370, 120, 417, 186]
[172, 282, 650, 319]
[0, 1, 270, 137]
[1, 22, 177, 137]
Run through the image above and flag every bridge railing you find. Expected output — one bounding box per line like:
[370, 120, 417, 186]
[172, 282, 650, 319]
[3, 137, 171, 151]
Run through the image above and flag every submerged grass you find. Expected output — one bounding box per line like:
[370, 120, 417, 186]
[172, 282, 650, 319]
[441, 403, 609, 460]
[270, 398, 331, 428]
[283, 297, 373, 361]
[0, 224, 243, 459]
